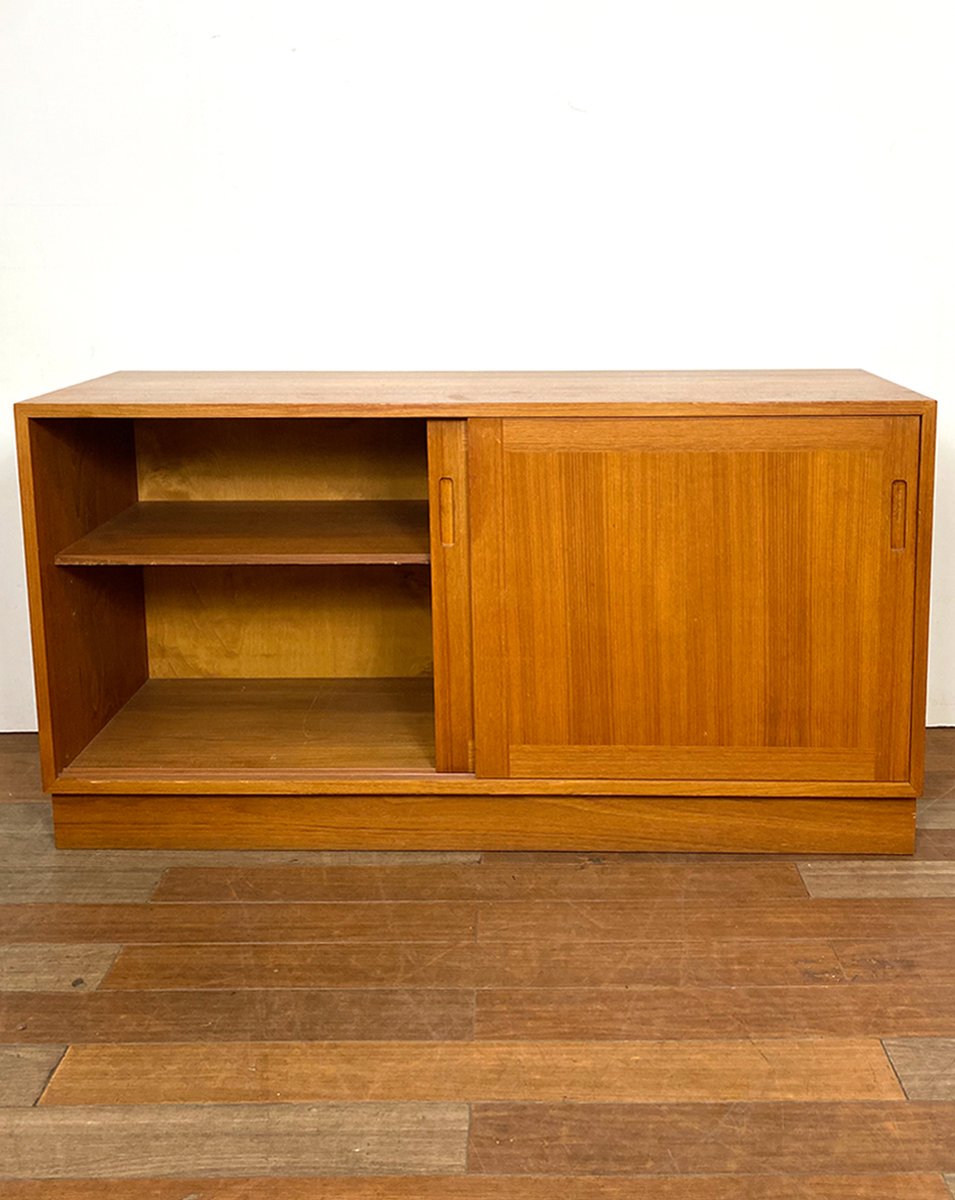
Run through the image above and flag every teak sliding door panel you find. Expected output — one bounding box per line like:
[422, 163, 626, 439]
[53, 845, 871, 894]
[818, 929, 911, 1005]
[470, 415, 922, 785]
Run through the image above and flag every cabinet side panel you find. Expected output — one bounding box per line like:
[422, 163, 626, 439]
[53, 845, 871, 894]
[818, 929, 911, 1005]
[16, 416, 147, 785]
[428, 421, 473, 771]
[907, 406, 936, 793]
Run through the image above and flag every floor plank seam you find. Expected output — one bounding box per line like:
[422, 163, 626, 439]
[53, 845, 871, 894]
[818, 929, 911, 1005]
[32, 1045, 68, 1107]
[881, 1037, 914, 1100]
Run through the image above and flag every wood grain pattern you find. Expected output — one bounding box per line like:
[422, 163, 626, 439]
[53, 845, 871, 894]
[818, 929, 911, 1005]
[1, 729, 955, 1195]
[474, 897, 955, 941]
[0, 735, 43, 801]
[474, 984, 955, 1039]
[150, 862, 808, 902]
[64, 678, 436, 778]
[427, 420, 473, 772]
[469, 414, 920, 785]
[467, 1102, 955, 1175]
[917, 832, 955, 859]
[482, 828, 954, 861]
[0, 945, 119, 992]
[39, 1038, 902, 1105]
[100, 935, 955, 991]
[0, 1047, 63, 1106]
[468, 418, 508, 778]
[144, 565, 433, 679]
[51, 774, 918, 797]
[920, 796, 955, 828]
[57, 501, 431, 565]
[0, 1103, 468, 1178]
[97, 938, 851, 991]
[0, 867, 161, 903]
[0, 901, 475, 943]
[17, 369, 936, 419]
[0, 800, 477, 867]
[14, 415, 147, 788]
[800, 862, 955, 897]
[0, 1175, 949, 1199]
[825, 938, 955, 985]
[0, 990, 473, 1043]
[926, 730, 955, 768]
[48, 795, 917, 853]
[884, 1039, 955, 1099]
[135, 417, 428, 500]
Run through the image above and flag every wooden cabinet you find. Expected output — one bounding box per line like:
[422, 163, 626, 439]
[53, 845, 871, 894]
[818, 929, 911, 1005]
[15, 371, 936, 853]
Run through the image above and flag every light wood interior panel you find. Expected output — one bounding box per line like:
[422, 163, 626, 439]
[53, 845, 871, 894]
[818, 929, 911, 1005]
[136, 418, 427, 500]
[64, 678, 436, 777]
[144, 566, 433, 679]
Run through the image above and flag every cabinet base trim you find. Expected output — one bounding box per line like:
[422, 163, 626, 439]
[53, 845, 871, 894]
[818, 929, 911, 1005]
[52, 794, 916, 854]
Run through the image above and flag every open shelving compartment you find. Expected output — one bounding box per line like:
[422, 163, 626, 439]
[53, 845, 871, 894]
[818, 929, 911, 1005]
[26, 415, 443, 788]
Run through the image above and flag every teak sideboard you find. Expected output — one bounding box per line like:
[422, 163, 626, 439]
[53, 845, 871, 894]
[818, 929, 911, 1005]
[15, 370, 936, 853]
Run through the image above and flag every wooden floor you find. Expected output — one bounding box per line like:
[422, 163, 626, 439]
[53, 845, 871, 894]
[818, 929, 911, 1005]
[1, 731, 954, 1196]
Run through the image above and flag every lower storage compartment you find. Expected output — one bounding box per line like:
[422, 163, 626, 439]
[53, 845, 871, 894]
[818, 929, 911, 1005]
[62, 676, 436, 780]
[52, 563, 437, 782]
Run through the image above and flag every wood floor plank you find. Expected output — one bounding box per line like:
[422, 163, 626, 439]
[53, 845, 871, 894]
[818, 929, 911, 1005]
[475, 984, 955, 1039]
[0, 945, 118, 991]
[150, 863, 808, 902]
[475, 898, 955, 941]
[0, 1103, 468, 1178]
[0, 902, 476, 943]
[480, 835, 950, 862]
[0, 1176, 949, 1199]
[0, 868, 162, 903]
[923, 771, 955, 799]
[0, 1047, 64, 1106]
[0, 735, 43, 802]
[467, 1102, 955, 1175]
[831, 938, 955, 984]
[39, 1038, 901, 1104]
[884, 1039, 955, 1098]
[919, 796, 955, 828]
[925, 729, 955, 770]
[101, 938, 851, 990]
[0, 804, 58, 857]
[800, 863, 955, 897]
[0, 989, 472, 1043]
[914, 831, 955, 860]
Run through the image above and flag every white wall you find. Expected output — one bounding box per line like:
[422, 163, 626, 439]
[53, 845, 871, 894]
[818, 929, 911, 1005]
[1, 0, 952, 728]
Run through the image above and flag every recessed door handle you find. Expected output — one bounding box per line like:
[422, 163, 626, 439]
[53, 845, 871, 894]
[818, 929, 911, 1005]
[439, 477, 455, 547]
[890, 480, 907, 550]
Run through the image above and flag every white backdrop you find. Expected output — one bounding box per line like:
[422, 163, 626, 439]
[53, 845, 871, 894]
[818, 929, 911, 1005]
[1, 0, 952, 728]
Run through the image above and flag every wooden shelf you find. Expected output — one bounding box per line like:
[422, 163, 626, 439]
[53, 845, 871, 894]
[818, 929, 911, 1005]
[56, 501, 430, 565]
[61, 677, 436, 781]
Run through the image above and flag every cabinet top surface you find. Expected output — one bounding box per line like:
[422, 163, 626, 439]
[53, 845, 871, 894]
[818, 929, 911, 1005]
[15, 369, 935, 418]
